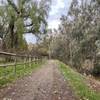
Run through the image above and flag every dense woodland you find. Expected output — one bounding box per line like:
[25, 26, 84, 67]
[0, 0, 100, 76]
[50, 0, 100, 76]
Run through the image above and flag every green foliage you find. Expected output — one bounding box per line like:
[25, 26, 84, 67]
[0, 0, 51, 51]
[93, 63, 100, 76]
[59, 61, 100, 100]
[51, 0, 100, 75]
[0, 62, 43, 87]
[15, 18, 25, 49]
[52, 38, 70, 64]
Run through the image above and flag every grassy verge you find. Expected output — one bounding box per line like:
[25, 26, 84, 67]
[59, 61, 100, 100]
[0, 61, 44, 87]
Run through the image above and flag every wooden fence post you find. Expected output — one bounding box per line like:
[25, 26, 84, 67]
[0, 52, 41, 80]
[14, 56, 17, 75]
[26, 56, 28, 67]
[30, 56, 32, 67]
[31, 56, 32, 67]
[36, 57, 38, 64]
[3, 65, 7, 79]
[28, 55, 31, 67]
[34, 57, 36, 64]
[24, 57, 26, 68]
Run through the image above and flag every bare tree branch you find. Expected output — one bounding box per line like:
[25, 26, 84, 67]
[7, 0, 20, 14]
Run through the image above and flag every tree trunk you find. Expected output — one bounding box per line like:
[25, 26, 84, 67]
[9, 16, 15, 49]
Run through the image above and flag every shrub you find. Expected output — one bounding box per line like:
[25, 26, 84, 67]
[92, 63, 100, 76]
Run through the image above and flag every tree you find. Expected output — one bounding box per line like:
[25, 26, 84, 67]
[51, 0, 100, 74]
[0, 0, 51, 51]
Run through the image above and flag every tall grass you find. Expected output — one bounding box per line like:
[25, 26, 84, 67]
[59, 62, 100, 100]
[0, 61, 43, 87]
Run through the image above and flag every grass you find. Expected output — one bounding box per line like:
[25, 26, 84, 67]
[0, 61, 44, 87]
[59, 61, 100, 100]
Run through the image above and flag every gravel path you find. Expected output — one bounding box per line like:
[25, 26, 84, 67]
[0, 60, 77, 100]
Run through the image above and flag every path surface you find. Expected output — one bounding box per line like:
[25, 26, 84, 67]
[0, 60, 77, 100]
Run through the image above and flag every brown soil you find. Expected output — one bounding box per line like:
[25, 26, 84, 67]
[0, 60, 77, 100]
[86, 76, 100, 92]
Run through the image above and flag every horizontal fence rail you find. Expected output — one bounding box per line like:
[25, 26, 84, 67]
[0, 51, 34, 57]
[0, 51, 42, 80]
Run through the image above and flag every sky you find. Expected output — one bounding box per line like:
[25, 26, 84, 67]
[47, 0, 72, 29]
[24, 33, 37, 44]
[25, 0, 72, 44]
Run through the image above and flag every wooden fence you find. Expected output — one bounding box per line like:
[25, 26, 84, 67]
[0, 51, 42, 78]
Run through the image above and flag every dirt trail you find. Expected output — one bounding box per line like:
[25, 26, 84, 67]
[0, 60, 77, 100]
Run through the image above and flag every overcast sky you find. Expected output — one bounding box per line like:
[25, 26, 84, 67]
[47, 0, 72, 29]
